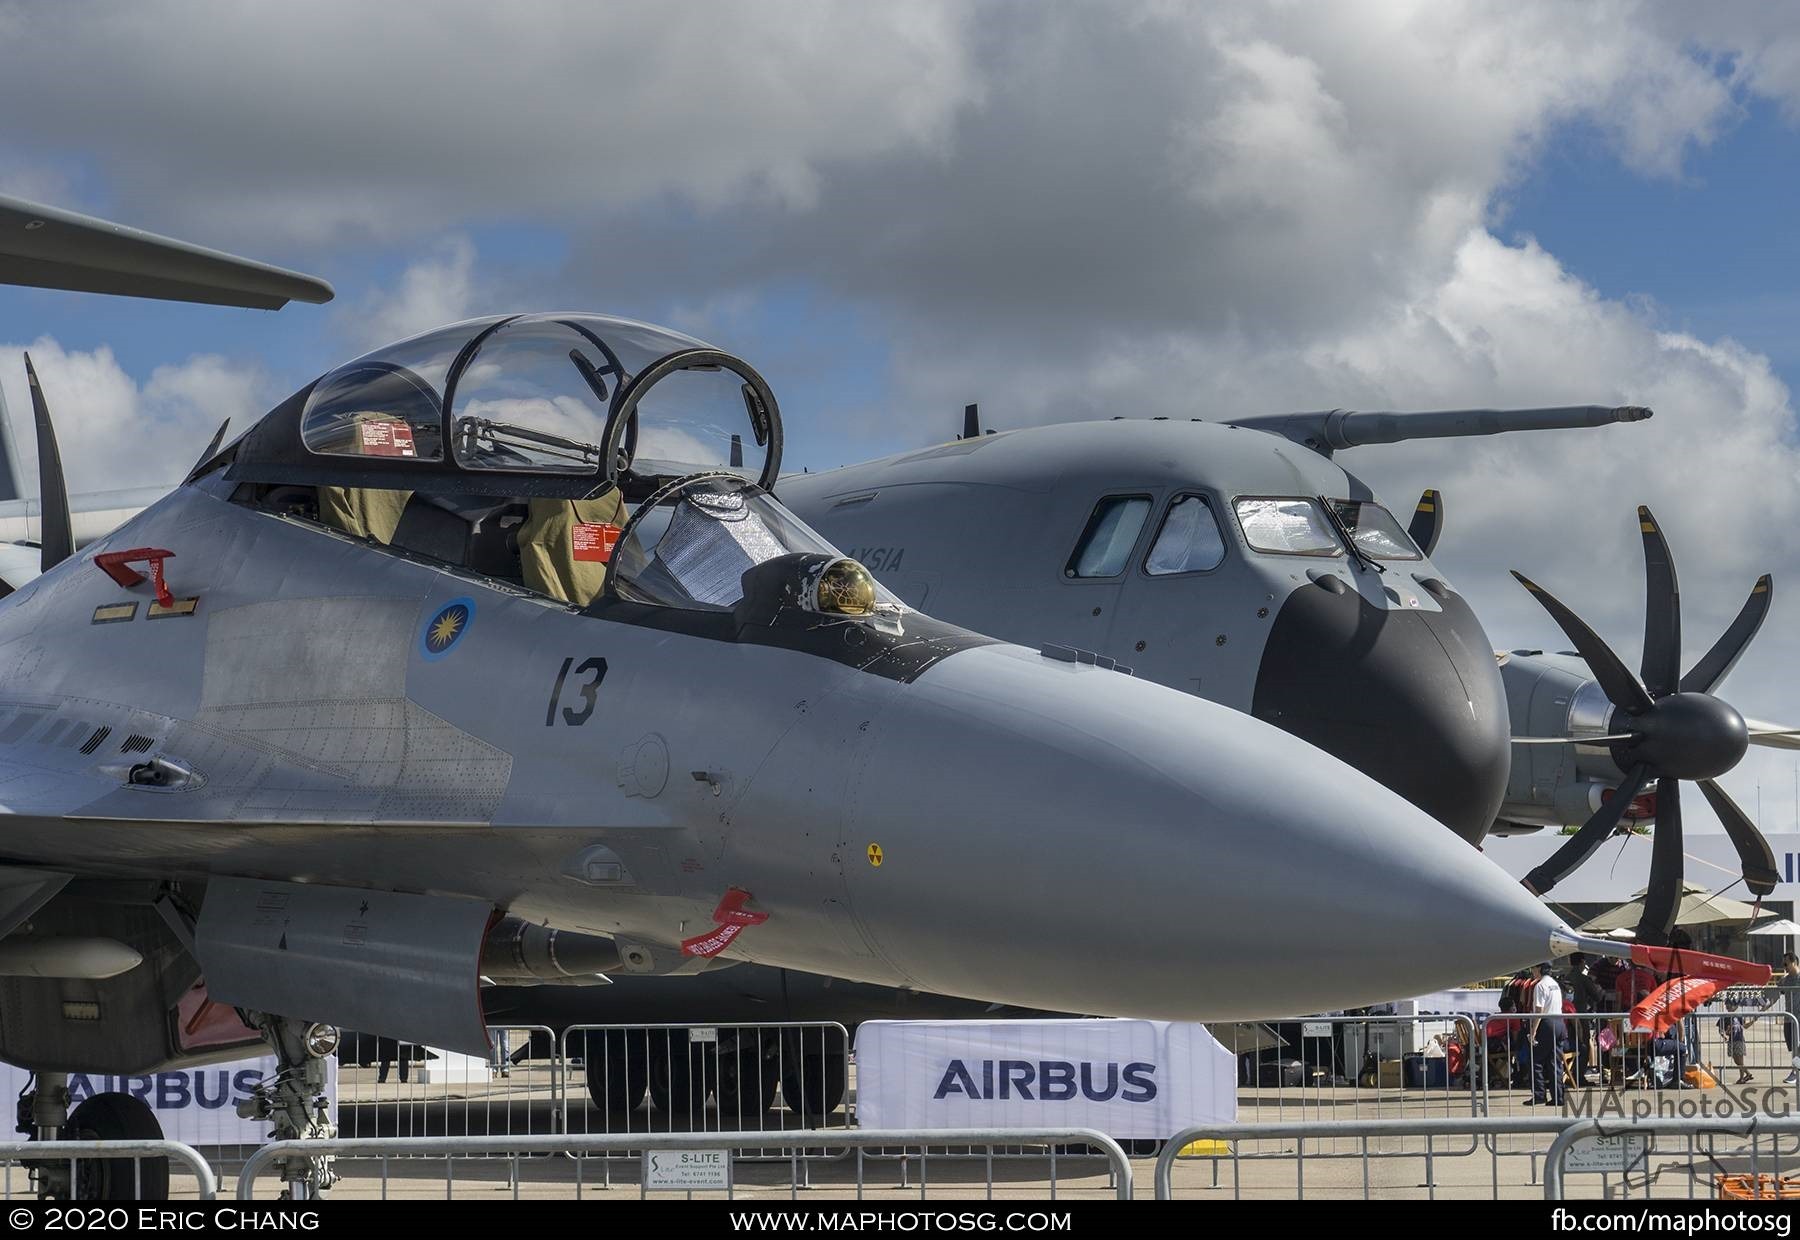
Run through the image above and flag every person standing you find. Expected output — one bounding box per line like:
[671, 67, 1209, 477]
[1529, 962, 1568, 1106]
[1767, 953, 1800, 1084]
[1567, 954, 1607, 1084]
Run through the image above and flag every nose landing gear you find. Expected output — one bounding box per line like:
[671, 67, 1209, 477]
[235, 1013, 339, 1199]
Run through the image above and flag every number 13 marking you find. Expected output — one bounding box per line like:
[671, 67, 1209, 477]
[546, 656, 608, 726]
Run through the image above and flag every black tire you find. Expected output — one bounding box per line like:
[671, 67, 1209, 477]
[715, 1038, 780, 1127]
[779, 1029, 848, 1124]
[66, 1092, 168, 1200]
[582, 1031, 649, 1131]
[646, 1030, 711, 1130]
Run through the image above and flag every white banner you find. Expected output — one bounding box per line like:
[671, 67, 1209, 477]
[0, 1056, 337, 1147]
[854, 1019, 1236, 1140]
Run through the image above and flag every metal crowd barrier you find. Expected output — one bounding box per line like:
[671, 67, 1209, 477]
[235, 1129, 1132, 1201]
[1215, 1013, 1483, 1161]
[558, 1022, 851, 1158]
[1155, 1116, 1572, 1200]
[335, 1024, 564, 1153]
[1479, 1007, 1800, 1116]
[0, 1140, 217, 1200]
[1544, 1115, 1800, 1201]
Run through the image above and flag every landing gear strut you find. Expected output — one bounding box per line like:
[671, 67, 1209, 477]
[236, 1013, 339, 1199]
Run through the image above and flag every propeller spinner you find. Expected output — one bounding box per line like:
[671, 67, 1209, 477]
[1513, 507, 1778, 945]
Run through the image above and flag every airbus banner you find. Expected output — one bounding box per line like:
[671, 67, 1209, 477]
[854, 1019, 1236, 1140]
[0, 1055, 338, 1147]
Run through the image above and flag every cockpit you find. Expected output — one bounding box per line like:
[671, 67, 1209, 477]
[210, 313, 908, 640]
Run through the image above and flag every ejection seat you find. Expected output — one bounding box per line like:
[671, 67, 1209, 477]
[318, 485, 411, 544]
[316, 413, 417, 544]
[517, 489, 628, 606]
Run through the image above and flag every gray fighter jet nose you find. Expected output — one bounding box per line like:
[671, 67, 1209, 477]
[840, 645, 1559, 1022]
[1250, 578, 1510, 844]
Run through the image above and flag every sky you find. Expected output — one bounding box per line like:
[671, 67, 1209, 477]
[1, 0, 1799, 835]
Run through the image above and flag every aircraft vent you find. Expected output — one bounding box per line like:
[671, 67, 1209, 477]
[36, 720, 71, 747]
[78, 725, 112, 756]
[118, 734, 154, 755]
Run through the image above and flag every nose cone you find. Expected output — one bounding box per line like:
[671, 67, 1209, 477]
[843, 645, 1563, 1022]
[1251, 578, 1509, 843]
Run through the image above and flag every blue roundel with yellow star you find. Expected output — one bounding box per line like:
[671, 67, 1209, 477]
[420, 597, 475, 662]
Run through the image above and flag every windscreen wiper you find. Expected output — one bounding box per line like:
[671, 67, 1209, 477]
[455, 416, 604, 468]
[1320, 496, 1385, 574]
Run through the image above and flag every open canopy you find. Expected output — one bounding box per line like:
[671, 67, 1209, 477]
[226, 313, 782, 498]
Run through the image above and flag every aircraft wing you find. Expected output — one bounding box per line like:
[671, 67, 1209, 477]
[0, 195, 333, 309]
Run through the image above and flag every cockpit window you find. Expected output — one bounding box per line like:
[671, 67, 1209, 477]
[1328, 500, 1421, 561]
[1145, 494, 1226, 575]
[630, 365, 771, 483]
[283, 313, 782, 493]
[1065, 496, 1151, 578]
[1234, 497, 1343, 557]
[609, 474, 900, 615]
[299, 323, 467, 462]
[448, 318, 615, 475]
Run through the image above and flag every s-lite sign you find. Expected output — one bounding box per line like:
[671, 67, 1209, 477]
[0, 1055, 337, 1146]
[854, 1019, 1236, 1140]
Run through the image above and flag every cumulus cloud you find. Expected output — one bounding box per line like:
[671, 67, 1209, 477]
[0, 340, 270, 495]
[0, 1, 979, 248]
[339, 236, 480, 349]
[5, 0, 1800, 837]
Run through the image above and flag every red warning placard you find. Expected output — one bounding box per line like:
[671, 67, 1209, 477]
[359, 420, 418, 457]
[572, 522, 622, 563]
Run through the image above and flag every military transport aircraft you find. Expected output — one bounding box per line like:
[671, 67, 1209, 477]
[0, 197, 1604, 1199]
[779, 408, 1799, 943]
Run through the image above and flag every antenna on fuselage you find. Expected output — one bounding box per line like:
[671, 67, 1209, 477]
[961, 404, 980, 440]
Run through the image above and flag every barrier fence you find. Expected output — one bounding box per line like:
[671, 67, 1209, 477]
[1544, 1115, 1800, 1200]
[234, 1129, 1133, 1201]
[558, 1022, 851, 1149]
[14, 1002, 1793, 1199]
[336, 1025, 564, 1149]
[0, 1140, 217, 1200]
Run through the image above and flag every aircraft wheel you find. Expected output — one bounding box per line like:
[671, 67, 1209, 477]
[66, 1092, 169, 1200]
[714, 1039, 779, 1127]
[779, 1028, 848, 1123]
[646, 1030, 711, 1129]
[582, 1032, 650, 1130]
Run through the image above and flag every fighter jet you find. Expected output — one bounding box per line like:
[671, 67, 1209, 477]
[0, 198, 1595, 1199]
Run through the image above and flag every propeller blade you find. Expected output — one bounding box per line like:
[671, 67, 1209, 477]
[1697, 778, 1779, 897]
[23, 353, 72, 573]
[1636, 507, 1681, 698]
[1511, 571, 1655, 715]
[1636, 775, 1682, 947]
[191, 418, 230, 474]
[1746, 719, 1800, 751]
[1521, 765, 1651, 896]
[1511, 734, 1636, 745]
[1680, 575, 1772, 695]
[1407, 488, 1443, 557]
